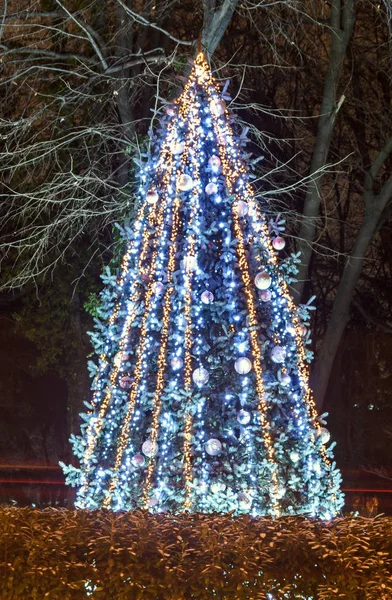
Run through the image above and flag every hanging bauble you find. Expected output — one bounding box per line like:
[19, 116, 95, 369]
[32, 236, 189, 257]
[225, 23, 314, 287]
[146, 189, 159, 204]
[205, 438, 222, 456]
[142, 439, 158, 457]
[210, 98, 225, 117]
[277, 370, 291, 386]
[270, 345, 286, 364]
[205, 182, 218, 195]
[119, 376, 132, 390]
[201, 290, 214, 304]
[237, 409, 251, 425]
[234, 357, 252, 375]
[172, 141, 185, 155]
[298, 324, 307, 337]
[318, 427, 331, 445]
[208, 155, 221, 169]
[276, 483, 286, 499]
[131, 453, 145, 468]
[183, 255, 197, 271]
[178, 174, 194, 191]
[290, 451, 300, 463]
[147, 497, 158, 508]
[114, 351, 128, 367]
[152, 281, 164, 294]
[165, 105, 176, 116]
[255, 271, 271, 290]
[272, 236, 286, 251]
[260, 290, 272, 302]
[170, 356, 183, 371]
[192, 366, 209, 386]
[237, 492, 252, 509]
[235, 200, 249, 217]
[286, 322, 296, 336]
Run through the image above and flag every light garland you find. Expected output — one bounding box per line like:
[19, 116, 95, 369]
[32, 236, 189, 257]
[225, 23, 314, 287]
[65, 50, 343, 519]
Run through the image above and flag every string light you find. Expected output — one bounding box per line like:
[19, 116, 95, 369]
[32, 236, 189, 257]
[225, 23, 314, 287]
[68, 50, 343, 518]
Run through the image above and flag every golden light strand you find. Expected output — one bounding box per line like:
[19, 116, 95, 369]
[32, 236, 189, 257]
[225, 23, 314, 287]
[193, 52, 280, 513]
[78, 202, 162, 499]
[178, 75, 206, 510]
[248, 198, 332, 469]
[142, 196, 182, 504]
[103, 148, 181, 507]
[231, 212, 280, 515]
[103, 75, 206, 507]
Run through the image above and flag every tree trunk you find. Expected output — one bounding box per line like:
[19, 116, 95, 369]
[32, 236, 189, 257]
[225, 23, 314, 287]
[311, 204, 384, 410]
[201, 0, 240, 60]
[312, 132, 392, 409]
[293, 0, 355, 301]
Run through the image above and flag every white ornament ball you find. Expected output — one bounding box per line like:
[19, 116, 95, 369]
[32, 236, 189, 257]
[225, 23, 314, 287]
[178, 174, 194, 191]
[183, 255, 197, 272]
[146, 189, 159, 204]
[277, 370, 291, 386]
[172, 141, 185, 155]
[131, 453, 145, 468]
[208, 155, 221, 169]
[272, 236, 286, 251]
[235, 200, 249, 217]
[201, 290, 214, 304]
[205, 438, 222, 456]
[234, 357, 252, 375]
[298, 324, 307, 337]
[147, 497, 158, 508]
[152, 281, 164, 294]
[237, 410, 251, 425]
[170, 356, 183, 370]
[165, 105, 176, 116]
[319, 427, 331, 445]
[210, 99, 225, 117]
[205, 182, 218, 195]
[260, 290, 272, 302]
[276, 484, 286, 499]
[142, 439, 158, 457]
[238, 492, 252, 509]
[286, 322, 296, 335]
[119, 376, 132, 390]
[255, 271, 271, 290]
[270, 346, 286, 364]
[192, 366, 209, 386]
[290, 451, 300, 463]
[114, 351, 128, 367]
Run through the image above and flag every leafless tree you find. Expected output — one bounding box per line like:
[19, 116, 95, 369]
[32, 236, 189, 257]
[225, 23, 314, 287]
[1, 0, 391, 415]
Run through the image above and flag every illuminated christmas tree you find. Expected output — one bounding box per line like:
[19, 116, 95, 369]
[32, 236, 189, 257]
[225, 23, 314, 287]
[62, 53, 343, 518]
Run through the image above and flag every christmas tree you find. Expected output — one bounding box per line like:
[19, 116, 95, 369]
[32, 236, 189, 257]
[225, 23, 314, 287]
[63, 52, 343, 518]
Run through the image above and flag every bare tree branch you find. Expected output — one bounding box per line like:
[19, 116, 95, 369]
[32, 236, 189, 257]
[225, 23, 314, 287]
[293, 0, 355, 300]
